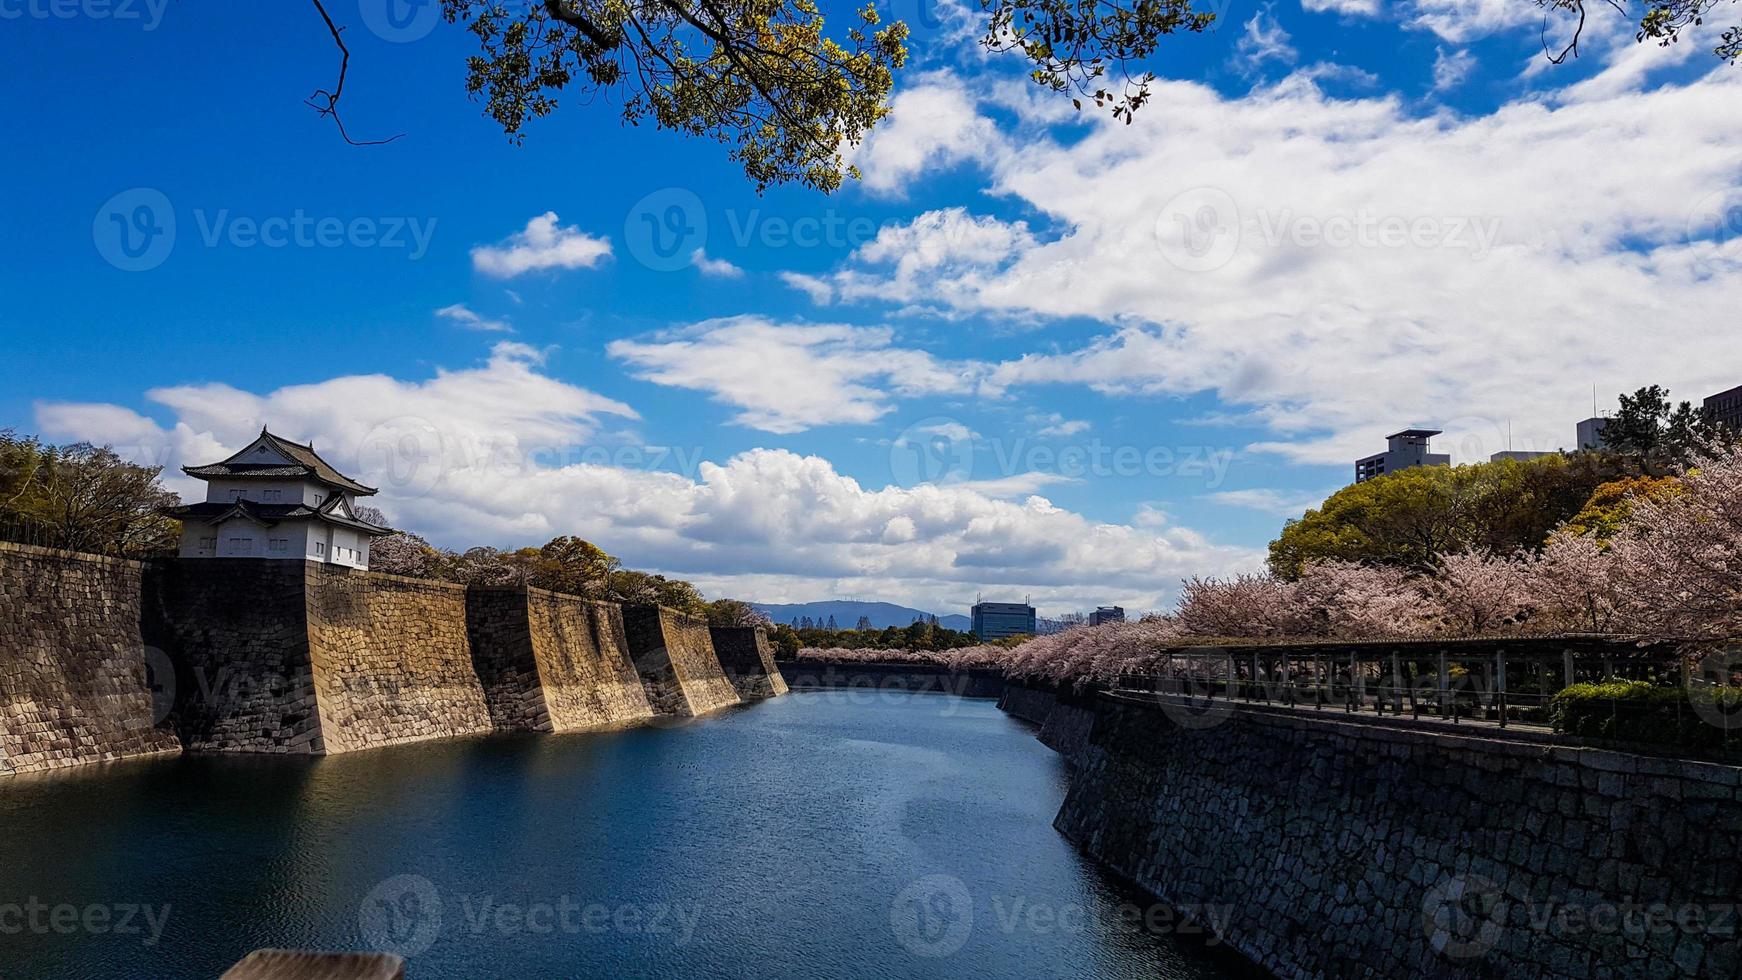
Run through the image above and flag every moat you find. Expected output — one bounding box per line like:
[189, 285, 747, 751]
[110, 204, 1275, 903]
[0, 690, 1258, 979]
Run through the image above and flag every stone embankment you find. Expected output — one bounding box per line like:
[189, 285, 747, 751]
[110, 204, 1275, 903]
[0, 543, 179, 774]
[2, 547, 787, 773]
[777, 659, 1006, 698]
[1008, 687, 1742, 980]
[709, 626, 789, 700]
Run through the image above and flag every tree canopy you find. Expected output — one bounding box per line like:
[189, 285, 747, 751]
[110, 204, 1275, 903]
[0, 431, 179, 558]
[1267, 454, 1617, 577]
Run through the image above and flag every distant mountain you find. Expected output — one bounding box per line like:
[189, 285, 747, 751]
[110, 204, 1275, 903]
[752, 600, 972, 632]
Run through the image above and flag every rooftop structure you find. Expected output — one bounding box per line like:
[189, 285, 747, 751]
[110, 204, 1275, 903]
[1354, 428, 1450, 483]
[162, 429, 393, 568]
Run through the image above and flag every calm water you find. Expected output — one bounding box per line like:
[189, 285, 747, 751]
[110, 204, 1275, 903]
[0, 691, 1259, 979]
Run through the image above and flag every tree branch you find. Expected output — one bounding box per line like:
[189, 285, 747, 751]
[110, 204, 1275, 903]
[307, 0, 405, 146]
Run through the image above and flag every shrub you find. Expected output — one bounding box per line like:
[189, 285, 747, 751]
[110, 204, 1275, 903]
[1548, 680, 1742, 751]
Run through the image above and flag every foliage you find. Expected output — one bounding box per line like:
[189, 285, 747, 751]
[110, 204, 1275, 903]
[1601, 384, 1727, 466]
[779, 619, 983, 652]
[1561, 475, 1683, 541]
[1267, 454, 1611, 577]
[795, 643, 1013, 668]
[1548, 679, 1742, 751]
[705, 598, 771, 627]
[0, 430, 179, 558]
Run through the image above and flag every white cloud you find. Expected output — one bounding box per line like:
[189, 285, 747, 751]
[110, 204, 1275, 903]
[434, 303, 513, 333]
[795, 65, 1742, 466]
[1404, 0, 1535, 42]
[690, 249, 745, 278]
[1236, 10, 1298, 75]
[1030, 413, 1090, 437]
[1204, 487, 1333, 517]
[849, 73, 1006, 196]
[471, 212, 612, 278]
[36, 355, 1259, 613]
[1432, 46, 1475, 91]
[1301, 0, 1381, 15]
[792, 208, 1037, 308]
[607, 315, 990, 433]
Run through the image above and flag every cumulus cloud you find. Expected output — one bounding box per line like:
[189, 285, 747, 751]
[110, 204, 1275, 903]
[607, 315, 989, 433]
[1300, 0, 1381, 14]
[849, 73, 1006, 196]
[786, 208, 1036, 308]
[471, 212, 612, 278]
[690, 249, 745, 278]
[434, 303, 513, 333]
[35, 353, 1258, 613]
[795, 63, 1742, 466]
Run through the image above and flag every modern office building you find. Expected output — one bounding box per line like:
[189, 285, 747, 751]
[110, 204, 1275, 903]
[972, 601, 1037, 641]
[1575, 416, 1610, 451]
[1704, 385, 1742, 433]
[1089, 606, 1126, 626]
[1354, 428, 1451, 483]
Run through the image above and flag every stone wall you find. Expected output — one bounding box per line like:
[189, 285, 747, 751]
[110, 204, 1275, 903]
[996, 680, 1058, 724]
[141, 557, 324, 753]
[303, 565, 494, 753]
[466, 586, 655, 731]
[621, 605, 740, 717]
[1036, 698, 1096, 760]
[0, 543, 179, 774]
[708, 626, 789, 700]
[1056, 693, 1742, 980]
[778, 660, 1006, 699]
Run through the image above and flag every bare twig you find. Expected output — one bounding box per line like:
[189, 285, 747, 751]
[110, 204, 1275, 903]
[307, 0, 405, 146]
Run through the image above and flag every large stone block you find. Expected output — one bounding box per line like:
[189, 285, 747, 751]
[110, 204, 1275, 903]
[621, 605, 740, 717]
[0, 543, 180, 774]
[707, 626, 788, 700]
[466, 586, 655, 731]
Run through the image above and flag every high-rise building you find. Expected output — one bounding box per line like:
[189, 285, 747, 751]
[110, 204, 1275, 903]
[1089, 606, 1125, 626]
[1354, 429, 1451, 483]
[1704, 384, 1742, 433]
[1575, 417, 1610, 451]
[971, 601, 1036, 641]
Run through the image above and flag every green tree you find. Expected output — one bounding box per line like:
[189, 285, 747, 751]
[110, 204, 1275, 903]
[0, 432, 179, 558]
[705, 598, 771, 627]
[307, 0, 1214, 190]
[1603, 385, 1724, 466]
[1268, 454, 1610, 576]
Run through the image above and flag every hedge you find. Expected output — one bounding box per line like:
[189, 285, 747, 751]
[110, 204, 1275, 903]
[1548, 679, 1742, 751]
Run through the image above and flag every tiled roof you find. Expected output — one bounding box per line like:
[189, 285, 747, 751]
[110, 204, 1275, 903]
[182, 429, 377, 496]
[162, 499, 393, 536]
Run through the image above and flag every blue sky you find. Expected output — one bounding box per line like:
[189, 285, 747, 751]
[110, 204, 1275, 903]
[2, 0, 1739, 616]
